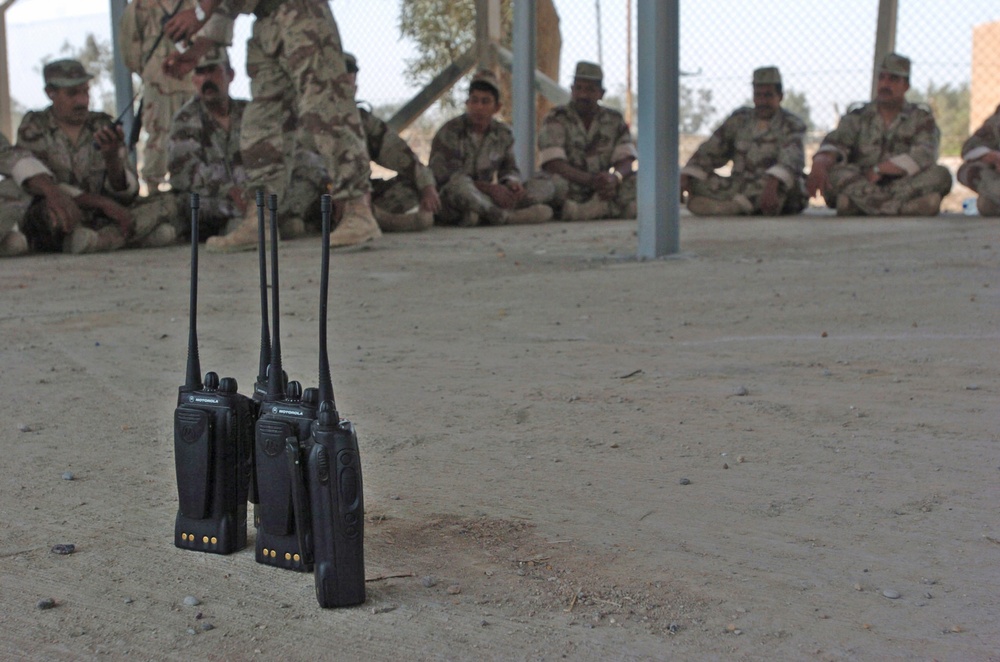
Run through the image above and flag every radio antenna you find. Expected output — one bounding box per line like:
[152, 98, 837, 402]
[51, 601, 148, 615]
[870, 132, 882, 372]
[184, 193, 203, 391]
[255, 190, 271, 388]
[317, 195, 336, 411]
[266, 194, 285, 401]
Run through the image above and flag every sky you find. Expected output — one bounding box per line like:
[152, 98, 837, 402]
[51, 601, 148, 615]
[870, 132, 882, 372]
[5, 1, 1000, 134]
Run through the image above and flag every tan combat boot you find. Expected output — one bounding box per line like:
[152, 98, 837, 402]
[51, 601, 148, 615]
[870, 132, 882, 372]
[329, 195, 382, 247]
[279, 217, 307, 240]
[139, 223, 178, 248]
[0, 230, 29, 257]
[835, 194, 861, 216]
[66, 226, 126, 254]
[899, 193, 942, 217]
[686, 196, 746, 216]
[205, 209, 259, 253]
[373, 205, 433, 232]
[506, 204, 553, 225]
[561, 195, 610, 221]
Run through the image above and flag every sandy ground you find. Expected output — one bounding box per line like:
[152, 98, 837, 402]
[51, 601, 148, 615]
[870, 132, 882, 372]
[0, 210, 998, 661]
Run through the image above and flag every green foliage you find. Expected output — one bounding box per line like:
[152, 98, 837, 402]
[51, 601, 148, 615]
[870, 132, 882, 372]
[908, 81, 970, 157]
[680, 85, 715, 134]
[781, 89, 814, 133]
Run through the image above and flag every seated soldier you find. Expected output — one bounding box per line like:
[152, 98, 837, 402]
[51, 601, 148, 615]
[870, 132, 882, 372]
[536, 61, 637, 221]
[429, 69, 553, 227]
[17, 59, 176, 253]
[805, 53, 952, 216]
[682, 66, 806, 216]
[957, 105, 1000, 216]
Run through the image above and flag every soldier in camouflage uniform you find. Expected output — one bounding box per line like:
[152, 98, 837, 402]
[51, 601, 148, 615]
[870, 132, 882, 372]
[120, 0, 199, 189]
[167, 46, 248, 238]
[536, 61, 637, 221]
[345, 53, 439, 232]
[429, 70, 553, 227]
[0, 133, 83, 257]
[682, 67, 806, 216]
[957, 106, 1000, 216]
[163, 0, 380, 252]
[806, 53, 952, 216]
[17, 60, 177, 254]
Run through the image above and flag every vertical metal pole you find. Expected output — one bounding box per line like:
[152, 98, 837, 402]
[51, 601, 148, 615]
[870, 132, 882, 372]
[871, 0, 898, 99]
[475, 0, 501, 72]
[625, 0, 633, 127]
[636, 0, 678, 258]
[595, 0, 603, 66]
[0, 0, 17, 140]
[109, 0, 134, 143]
[513, 0, 536, 178]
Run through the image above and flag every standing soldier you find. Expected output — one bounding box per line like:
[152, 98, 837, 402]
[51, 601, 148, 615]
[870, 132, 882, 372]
[163, 0, 381, 251]
[805, 53, 952, 216]
[120, 0, 198, 190]
[681, 67, 806, 216]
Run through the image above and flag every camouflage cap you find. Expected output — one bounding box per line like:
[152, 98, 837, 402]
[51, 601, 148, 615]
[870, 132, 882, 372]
[574, 60, 603, 83]
[752, 66, 782, 86]
[344, 52, 359, 74]
[43, 59, 93, 88]
[197, 45, 230, 69]
[880, 52, 911, 79]
[470, 69, 500, 96]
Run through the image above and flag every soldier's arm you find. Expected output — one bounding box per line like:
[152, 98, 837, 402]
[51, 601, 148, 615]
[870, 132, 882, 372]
[538, 113, 594, 188]
[887, 110, 939, 176]
[496, 128, 523, 187]
[768, 113, 806, 189]
[428, 120, 465, 187]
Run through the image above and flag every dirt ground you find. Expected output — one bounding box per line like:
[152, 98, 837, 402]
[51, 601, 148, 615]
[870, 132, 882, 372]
[0, 210, 998, 661]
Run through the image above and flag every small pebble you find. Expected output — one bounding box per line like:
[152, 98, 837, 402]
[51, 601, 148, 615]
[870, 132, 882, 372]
[446, 584, 461, 595]
[737, 456, 745, 464]
[723, 463, 729, 470]
[420, 576, 438, 588]
[924, 592, 933, 599]
[882, 589, 900, 599]
[51, 544, 75, 555]
[62, 472, 74, 481]
[186, 628, 197, 636]
[667, 622, 679, 634]
[201, 623, 215, 631]
[19, 424, 32, 433]
[679, 478, 691, 485]
[733, 386, 749, 396]
[370, 605, 397, 614]
[183, 596, 201, 607]
[965, 385, 980, 391]
[36, 598, 56, 610]
[124, 598, 134, 604]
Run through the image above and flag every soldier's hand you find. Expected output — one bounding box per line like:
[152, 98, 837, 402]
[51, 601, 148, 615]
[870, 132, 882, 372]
[489, 184, 518, 210]
[94, 123, 125, 157]
[805, 156, 834, 199]
[759, 176, 781, 216]
[419, 185, 441, 214]
[981, 150, 1000, 168]
[101, 200, 136, 239]
[163, 49, 200, 79]
[164, 8, 204, 42]
[44, 189, 84, 233]
[592, 172, 618, 200]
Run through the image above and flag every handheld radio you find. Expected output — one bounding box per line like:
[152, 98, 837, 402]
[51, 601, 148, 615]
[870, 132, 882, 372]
[302, 194, 366, 607]
[253, 195, 319, 571]
[173, 193, 254, 554]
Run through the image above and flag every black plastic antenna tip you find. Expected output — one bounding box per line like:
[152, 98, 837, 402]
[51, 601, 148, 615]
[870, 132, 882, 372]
[190, 192, 200, 209]
[256, 189, 264, 206]
[268, 194, 278, 211]
[321, 194, 332, 214]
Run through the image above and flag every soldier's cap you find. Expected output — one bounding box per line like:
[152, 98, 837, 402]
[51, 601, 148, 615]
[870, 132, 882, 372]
[43, 59, 93, 88]
[880, 52, 911, 79]
[470, 69, 500, 96]
[752, 66, 782, 86]
[573, 60, 604, 83]
[197, 45, 230, 69]
[344, 52, 359, 74]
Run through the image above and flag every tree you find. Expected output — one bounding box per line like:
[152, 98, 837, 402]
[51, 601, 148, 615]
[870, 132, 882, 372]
[908, 82, 970, 157]
[781, 89, 814, 133]
[680, 85, 715, 134]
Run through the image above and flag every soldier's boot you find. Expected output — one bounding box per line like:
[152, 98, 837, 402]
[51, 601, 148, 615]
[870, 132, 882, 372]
[561, 196, 610, 221]
[835, 194, 862, 217]
[976, 194, 1000, 216]
[0, 230, 29, 257]
[625, 201, 638, 219]
[686, 196, 747, 216]
[205, 209, 260, 253]
[459, 211, 480, 227]
[506, 204, 553, 225]
[66, 226, 126, 255]
[280, 217, 307, 240]
[138, 223, 178, 248]
[899, 193, 942, 217]
[329, 194, 382, 247]
[373, 205, 433, 232]
[482, 206, 510, 225]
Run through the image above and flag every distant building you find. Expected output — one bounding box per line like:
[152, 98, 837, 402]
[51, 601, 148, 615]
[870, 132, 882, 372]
[971, 20, 1000, 133]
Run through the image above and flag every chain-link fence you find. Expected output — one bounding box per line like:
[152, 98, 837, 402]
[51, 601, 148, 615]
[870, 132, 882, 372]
[6, 0, 1000, 208]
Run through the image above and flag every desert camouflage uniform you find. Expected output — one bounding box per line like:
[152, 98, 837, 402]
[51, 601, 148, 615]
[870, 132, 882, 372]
[203, 0, 370, 206]
[120, 0, 198, 186]
[957, 106, 1000, 215]
[429, 114, 543, 224]
[17, 108, 173, 250]
[816, 101, 952, 214]
[168, 94, 248, 236]
[362, 107, 435, 214]
[682, 107, 807, 214]
[536, 103, 638, 216]
[0, 132, 51, 237]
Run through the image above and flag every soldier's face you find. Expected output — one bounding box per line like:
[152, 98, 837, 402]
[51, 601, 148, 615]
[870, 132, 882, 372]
[193, 64, 232, 103]
[752, 84, 782, 119]
[876, 72, 909, 105]
[466, 90, 500, 125]
[570, 79, 604, 114]
[46, 83, 90, 126]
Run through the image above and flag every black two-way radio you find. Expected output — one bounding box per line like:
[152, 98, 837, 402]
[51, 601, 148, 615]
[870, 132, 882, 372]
[301, 194, 367, 607]
[253, 195, 319, 571]
[173, 193, 254, 554]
